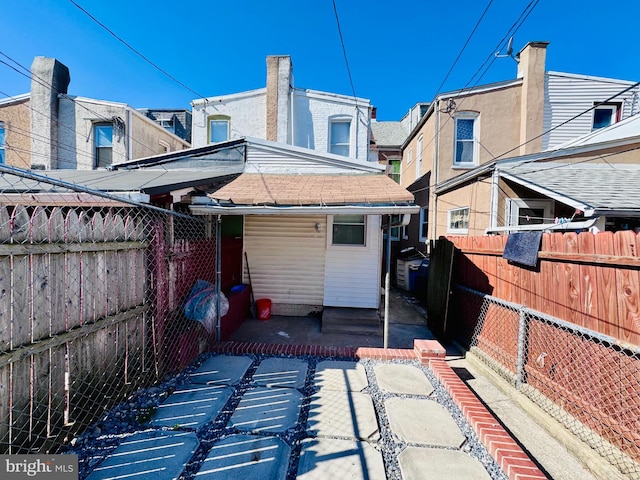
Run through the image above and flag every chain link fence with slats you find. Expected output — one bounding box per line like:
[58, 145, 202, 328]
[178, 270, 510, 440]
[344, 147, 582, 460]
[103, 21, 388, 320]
[453, 284, 640, 479]
[0, 167, 217, 454]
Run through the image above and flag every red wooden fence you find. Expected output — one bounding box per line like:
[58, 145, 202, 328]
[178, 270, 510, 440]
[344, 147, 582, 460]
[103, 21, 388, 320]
[449, 230, 640, 347]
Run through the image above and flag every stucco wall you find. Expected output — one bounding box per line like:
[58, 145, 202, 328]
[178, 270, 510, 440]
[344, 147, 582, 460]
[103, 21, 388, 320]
[0, 97, 31, 169]
[435, 180, 492, 238]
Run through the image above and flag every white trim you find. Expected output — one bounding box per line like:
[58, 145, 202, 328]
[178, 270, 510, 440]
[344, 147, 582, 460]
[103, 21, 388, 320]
[506, 198, 554, 226]
[419, 207, 428, 242]
[190, 204, 419, 216]
[453, 112, 479, 167]
[328, 116, 352, 157]
[327, 214, 367, 248]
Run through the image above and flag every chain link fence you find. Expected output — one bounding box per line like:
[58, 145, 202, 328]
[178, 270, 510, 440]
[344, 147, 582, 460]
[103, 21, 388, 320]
[452, 284, 640, 479]
[0, 167, 218, 454]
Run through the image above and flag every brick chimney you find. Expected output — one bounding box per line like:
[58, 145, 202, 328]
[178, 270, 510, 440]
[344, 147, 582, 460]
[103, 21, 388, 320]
[517, 42, 548, 155]
[30, 57, 70, 169]
[266, 55, 292, 143]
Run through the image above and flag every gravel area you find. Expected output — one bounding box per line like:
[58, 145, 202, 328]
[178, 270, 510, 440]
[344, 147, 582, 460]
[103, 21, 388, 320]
[67, 353, 509, 480]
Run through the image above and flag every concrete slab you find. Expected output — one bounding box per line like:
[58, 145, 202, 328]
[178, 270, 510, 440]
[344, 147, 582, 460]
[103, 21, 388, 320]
[252, 357, 308, 389]
[85, 430, 198, 480]
[297, 437, 386, 480]
[307, 390, 380, 441]
[228, 386, 303, 433]
[189, 355, 253, 385]
[314, 360, 368, 392]
[398, 447, 492, 480]
[150, 384, 234, 429]
[195, 434, 290, 480]
[385, 398, 465, 447]
[373, 363, 433, 396]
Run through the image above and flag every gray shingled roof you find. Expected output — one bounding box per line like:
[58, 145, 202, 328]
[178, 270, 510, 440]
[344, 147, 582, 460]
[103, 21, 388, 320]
[371, 122, 409, 147]
[500, 162, 640, 213]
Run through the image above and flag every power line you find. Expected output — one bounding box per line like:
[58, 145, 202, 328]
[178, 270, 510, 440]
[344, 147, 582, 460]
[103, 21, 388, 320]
[331, 0, 358, 102]
[69, 0, 207, 101]
[433, 0, 495, 98]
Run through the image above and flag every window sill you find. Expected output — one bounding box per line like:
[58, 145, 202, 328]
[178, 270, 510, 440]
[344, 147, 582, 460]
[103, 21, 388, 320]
[447, 229, 469, 235]
[452, 164, 477, 170]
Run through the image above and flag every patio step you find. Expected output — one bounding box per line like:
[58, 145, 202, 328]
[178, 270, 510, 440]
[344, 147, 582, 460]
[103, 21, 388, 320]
[321, 307, 382, 336]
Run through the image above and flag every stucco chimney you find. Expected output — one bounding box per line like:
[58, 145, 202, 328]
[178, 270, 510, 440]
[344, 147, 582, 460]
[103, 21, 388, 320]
[266, 55, 292, 143]
[30, 57, 70, 169]
[517, 42, 548, 155]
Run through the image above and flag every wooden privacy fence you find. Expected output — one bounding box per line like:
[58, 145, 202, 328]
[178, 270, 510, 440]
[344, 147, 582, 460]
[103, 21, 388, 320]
[448, 230, 640, 347]
[0, 203, 215, 454]
[445, 231, 640, 477]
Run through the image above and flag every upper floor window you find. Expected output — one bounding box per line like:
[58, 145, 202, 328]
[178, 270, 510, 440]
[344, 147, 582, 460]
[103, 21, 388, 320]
[332, 214, 365, 246]
[416, 135, 423, 179]
[406, 147, 413, 165]
[208, 115, 230, 143]
[447, 207, 469, 234]
[454, 112, 479, 167]
[592, 103, 621, 130]
[0, 121, 5, 164]
[507, 198, 554, 226]
[329, 119, 351, 156]
[94, 123, 113, 168]
[388, 159, 401, 184]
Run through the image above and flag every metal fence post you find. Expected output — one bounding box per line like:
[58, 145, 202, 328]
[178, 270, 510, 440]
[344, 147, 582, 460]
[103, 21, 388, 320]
[515, 307, 527, 389]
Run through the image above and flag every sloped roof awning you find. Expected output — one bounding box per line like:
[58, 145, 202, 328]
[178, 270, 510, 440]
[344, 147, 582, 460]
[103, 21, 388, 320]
[190, 173, 419, 215]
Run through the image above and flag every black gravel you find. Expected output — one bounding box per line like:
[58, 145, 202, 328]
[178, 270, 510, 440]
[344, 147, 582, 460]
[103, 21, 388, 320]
[67, 353, 508, 480]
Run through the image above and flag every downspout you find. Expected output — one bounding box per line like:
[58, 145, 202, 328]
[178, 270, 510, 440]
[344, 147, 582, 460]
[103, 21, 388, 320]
[490, 169, 499, 229]
[432, 100, 440, 240]
[354, 105, 359, 159]
[290, 88, 295, 145]
[383, 214, 392, 349]
[126, 108, 133, 160]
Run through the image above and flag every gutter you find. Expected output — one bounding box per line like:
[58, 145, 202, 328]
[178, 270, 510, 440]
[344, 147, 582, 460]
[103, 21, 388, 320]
[189, 203, 420, 216]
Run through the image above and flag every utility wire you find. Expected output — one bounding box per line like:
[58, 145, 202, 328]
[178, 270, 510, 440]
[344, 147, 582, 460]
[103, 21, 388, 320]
[69, 0, 207, 102]
[331, 0, 358, 102]
[433, 0, 495, 98]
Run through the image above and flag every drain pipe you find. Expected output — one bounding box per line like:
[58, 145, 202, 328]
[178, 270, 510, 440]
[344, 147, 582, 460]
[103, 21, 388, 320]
[383, 214, 392, 349]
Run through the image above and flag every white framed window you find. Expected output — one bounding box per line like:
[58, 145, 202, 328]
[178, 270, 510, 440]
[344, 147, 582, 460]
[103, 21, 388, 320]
[159, 118, 175, 134]
[447, 207, 469, 234]
[454, 112, 479, 167]
[416, 135, 423, 179]
[388, 159, 401, 184]
[331, 214, 366, 246]
[384, 214, 403, 241]
[329, 119, 351, 156]
[406, 147, 413, 165]
[94, 123, 113, 168]
[592, 103, 620, 130]
[208, 115, 230, 143]
[419, 207, 429, 241]
[506, 198, 554, 226]
[0, 121, 5, 164]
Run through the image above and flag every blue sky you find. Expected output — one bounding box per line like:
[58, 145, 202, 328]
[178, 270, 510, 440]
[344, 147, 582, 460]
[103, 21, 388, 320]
[1, 1, 639, 121]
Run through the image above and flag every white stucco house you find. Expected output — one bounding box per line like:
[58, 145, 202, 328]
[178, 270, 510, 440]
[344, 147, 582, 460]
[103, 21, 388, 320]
[191, 56, 374, 162]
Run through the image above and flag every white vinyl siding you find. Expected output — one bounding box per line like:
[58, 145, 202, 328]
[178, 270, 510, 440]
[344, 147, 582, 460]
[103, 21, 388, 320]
[543, 72, 640, 150]
[244, 215, 326, 307]
[324, 215, 381, 308]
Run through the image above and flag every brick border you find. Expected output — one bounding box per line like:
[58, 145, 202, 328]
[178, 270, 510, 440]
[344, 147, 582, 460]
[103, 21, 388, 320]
[208, 339, 548, 480]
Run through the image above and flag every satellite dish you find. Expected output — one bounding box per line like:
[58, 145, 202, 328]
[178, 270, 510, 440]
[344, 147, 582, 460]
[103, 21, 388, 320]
[495, 37, 518, 62]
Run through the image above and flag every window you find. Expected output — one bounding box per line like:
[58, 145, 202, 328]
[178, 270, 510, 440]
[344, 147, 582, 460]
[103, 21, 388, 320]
[94, 123, 113, 168]
[419, 208, 429, 241]
[208, 115, 230, 143]
[330, 119, 351, 156]
[159, 118, 175, 134]
[332, 214, 365, 245]
[406, 147, 413, 165]
[385, 214, 403, 241]
[592, 103, 620, 130]
[389, 159, 401, 184]
[0, 121, 5, 164]
[507, 199, 554, 226]
[454, 112, 478, 167]
[448, 207, 469, 234]
[416, 135, 423, 179]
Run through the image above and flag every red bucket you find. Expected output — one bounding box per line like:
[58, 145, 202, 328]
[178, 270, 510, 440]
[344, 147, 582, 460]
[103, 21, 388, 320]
[256, 298, 272, 321]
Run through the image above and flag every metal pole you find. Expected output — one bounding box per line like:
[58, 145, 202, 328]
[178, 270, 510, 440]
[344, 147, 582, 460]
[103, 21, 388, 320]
[515, 307, 526, 388]
[215, 215, 222, 342]
[383, 215, 392, 349]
